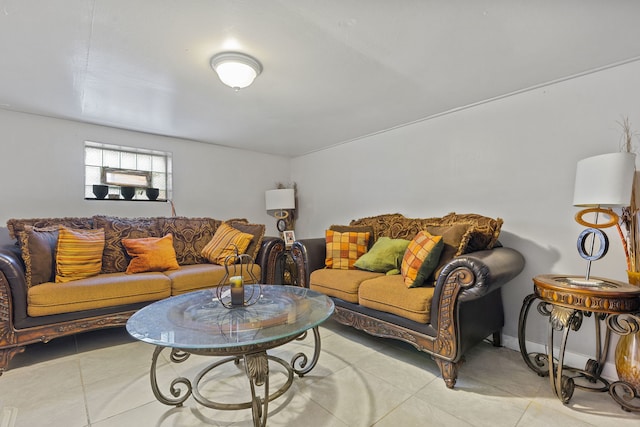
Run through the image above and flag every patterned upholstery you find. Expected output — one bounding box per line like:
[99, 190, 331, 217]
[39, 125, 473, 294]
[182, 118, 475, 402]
[350, 212, 501, 252]
[93, 216, 161, 273]
[158, 217, 220, 265]
[7, 217, 94, 240]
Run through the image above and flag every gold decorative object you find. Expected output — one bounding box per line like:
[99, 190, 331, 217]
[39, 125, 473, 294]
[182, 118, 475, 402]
[615, 117, 640, 407]
[216, 248, 260, 308]
[615, 331, 640, 394]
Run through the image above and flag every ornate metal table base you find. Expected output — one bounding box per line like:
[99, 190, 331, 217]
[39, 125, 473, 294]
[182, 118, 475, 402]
[519, 293, 640, 412]
[149, 327, 322, 427]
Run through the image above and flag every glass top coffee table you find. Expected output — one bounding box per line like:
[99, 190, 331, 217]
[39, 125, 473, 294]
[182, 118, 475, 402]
[126, 285, 334, 427]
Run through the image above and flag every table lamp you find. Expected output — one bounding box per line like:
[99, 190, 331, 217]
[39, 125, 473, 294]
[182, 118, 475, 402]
[572, 152, 636, 283]
[265, 188, 296, 231]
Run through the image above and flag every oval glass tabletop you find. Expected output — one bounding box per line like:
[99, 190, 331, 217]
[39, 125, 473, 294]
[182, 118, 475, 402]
[126, 285, 334, 349]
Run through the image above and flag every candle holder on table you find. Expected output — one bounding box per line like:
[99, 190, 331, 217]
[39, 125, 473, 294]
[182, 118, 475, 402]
[216, 249, 261, 308]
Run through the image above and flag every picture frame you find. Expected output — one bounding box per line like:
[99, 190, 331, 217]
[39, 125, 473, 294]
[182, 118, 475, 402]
[283, 230, 296, 247]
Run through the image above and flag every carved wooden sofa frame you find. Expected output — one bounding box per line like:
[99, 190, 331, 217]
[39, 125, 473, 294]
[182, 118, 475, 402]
[290, 216, 525, 388]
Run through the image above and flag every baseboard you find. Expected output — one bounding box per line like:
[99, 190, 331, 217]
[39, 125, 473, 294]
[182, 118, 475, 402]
[502, 334, 618, 381]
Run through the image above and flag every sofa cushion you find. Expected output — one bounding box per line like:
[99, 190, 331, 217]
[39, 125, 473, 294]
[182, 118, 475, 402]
[226, 220, 266, 260]
[55, 226, 105, 283]
[165, 263, 262, 295]
[18, 226, 58, 287]
[354, 237, 410, 274]
[358, 275, 435, 323]
[424, 223, 474, 283]
[94, 216, 161, 273]
[27, 272, 171, 316]
[157, 217, 220, 265]
[310, 268, 383, 303]
[122, 234, 180, 274]
[324, 230, 370, 270]
[349, 213, 441, 241]
[401, 231, 444, 288]
[440, 212, 503, 251]
[7, 217, 94, 240]
[201, 222, 253, 265]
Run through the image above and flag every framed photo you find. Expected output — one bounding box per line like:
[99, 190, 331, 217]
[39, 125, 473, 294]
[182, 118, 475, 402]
[283, 230, 296, 247]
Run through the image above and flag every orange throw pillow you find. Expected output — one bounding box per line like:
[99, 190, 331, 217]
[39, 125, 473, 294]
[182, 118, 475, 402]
[122, 234, 180, 274]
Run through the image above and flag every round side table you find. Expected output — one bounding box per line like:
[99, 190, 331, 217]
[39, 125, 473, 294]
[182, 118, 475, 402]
[518, 274, 640, 412]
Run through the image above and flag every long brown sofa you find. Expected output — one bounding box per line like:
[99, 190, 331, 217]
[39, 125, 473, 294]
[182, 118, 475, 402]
[291, 213, 525, 388]
[0, 215, 285, 374]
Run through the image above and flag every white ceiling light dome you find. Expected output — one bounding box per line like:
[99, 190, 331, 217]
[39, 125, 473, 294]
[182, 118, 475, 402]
[210, 52, 262, 90]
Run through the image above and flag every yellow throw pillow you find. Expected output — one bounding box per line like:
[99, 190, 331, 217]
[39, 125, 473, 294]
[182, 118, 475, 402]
[55, 226, 105, 283]
[401, 231, 444, 288]
[122, 234, 180, 274]
[325, 230, 370, 270]
[201, 223, 253, 265]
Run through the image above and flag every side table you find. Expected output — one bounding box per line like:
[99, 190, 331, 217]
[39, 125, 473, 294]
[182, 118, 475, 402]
[275, 249, 298, 286]
[518, 274, 640, 412]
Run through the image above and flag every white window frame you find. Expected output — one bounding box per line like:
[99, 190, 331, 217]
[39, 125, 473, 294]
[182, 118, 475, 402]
[84, 141, 172, 201]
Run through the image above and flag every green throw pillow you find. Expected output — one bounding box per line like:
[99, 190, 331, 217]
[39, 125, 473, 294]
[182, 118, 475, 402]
[354, 237, 410, 273]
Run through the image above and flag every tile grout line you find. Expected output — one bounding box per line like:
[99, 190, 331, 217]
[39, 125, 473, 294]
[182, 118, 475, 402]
[75, 335, 93, 427]
[0, 406, 18, 427]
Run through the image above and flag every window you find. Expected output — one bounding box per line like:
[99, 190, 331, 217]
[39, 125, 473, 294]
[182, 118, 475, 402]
[84, 141, 172, 201]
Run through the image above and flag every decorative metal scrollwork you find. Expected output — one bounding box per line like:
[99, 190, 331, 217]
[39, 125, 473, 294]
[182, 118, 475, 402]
[290, 327, 322, 377]
[550, 306, 583, 331]
[609, 381, 640, 412]
[607, 313, 640, 336]
[246, 352, 269, 387]
[150, 347, 192, 406]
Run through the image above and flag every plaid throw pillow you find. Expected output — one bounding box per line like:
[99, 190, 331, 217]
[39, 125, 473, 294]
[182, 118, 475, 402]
[401, 231, 444, 288]
[324, 230, 370, 270]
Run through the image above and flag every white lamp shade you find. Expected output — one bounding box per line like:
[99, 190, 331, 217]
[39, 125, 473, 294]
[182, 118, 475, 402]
[573, 152, 636, 207]
[265, 189, 295, 211]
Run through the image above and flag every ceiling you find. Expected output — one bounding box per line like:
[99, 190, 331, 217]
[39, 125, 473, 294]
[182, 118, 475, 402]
[1, 1, 640, 158]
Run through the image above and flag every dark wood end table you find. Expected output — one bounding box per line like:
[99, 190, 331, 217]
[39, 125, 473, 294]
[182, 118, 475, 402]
[518, 274, 640, 412]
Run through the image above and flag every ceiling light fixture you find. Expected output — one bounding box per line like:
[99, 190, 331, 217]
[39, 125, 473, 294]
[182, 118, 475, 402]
[210, 52, 262, 90]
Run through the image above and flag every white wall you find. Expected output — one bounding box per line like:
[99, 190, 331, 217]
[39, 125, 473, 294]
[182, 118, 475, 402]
[3, 59, 639, 378]
[291, 59, 640, 374]
[0, 109, 291, 237]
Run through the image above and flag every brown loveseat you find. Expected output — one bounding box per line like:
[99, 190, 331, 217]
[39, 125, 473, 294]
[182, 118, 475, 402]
[0, 215, 284, 374]
[291, 213, 525, 388]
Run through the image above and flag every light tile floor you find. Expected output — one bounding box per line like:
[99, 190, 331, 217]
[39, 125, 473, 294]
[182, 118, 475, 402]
[0, 319, 638, 427]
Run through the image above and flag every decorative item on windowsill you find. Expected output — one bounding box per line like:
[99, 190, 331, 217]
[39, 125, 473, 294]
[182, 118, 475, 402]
[145, 187, 159, 201]
[92, 184, 108, 199]
[216, 246, 260, 308]
[120, 186, 136, 200]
